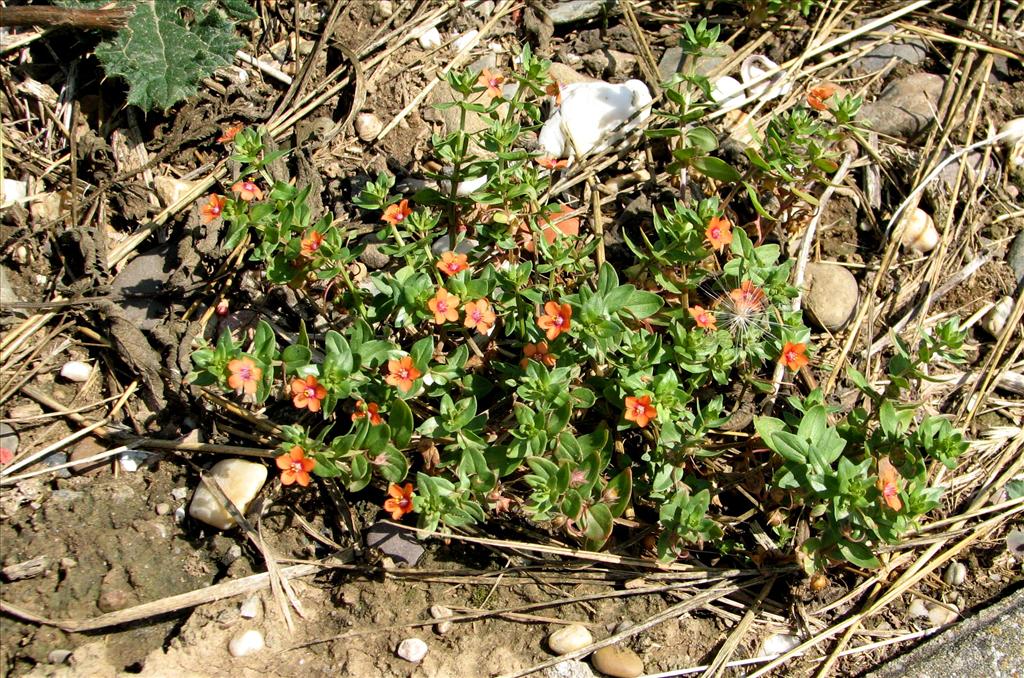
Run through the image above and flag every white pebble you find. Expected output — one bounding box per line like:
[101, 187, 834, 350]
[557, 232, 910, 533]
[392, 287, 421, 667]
[761, 632, 802, 656]
[928, 603, 958, 626]
[229, 629, 264, 657]
[418, 27, 442, 50]
[547, 623, 593, 655]
[898, 207, 939, 253]
[981, 296, 1013, 338]
[397, 637, 428, 663]
[171, 487, 189, 501]
[943, 561, 967, 587]
[354, 113, 383, 141]
[118, 450, 150, 473]
[908, 598, 931, 619]
[430, 604, 454, 635]
[452, 30, 479, 52]
[60, 361, 92, 383]
[188, 459, 268, 530]
[373, 0, 394, 19]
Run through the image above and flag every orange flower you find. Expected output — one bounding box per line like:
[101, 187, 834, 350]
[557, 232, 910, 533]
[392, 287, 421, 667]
[705, 216, 733, 252]
[386, 355, 422, 393]
[463, 298, 496, 334]
[227, 357, 262, 397]
[436, 251, 469, 277]
[536, 155, 568, 170]
[807, 83, 837, 112]
[526, 204, 580, 253]
[779, 341, 809, 371]
[290, 375, 327, 412]
[231, 179, 263, 202]
[729, 280, 767, 315]
[382, 199, 412, 226]
[545, 81, 562, 105]
[520, 341, 556, 368]
[218, 122, 244, 143]
[624, 395, 657, 428]
[200, 194, 225, 224]
[352, 400, 383, 425]
[477, 68, 505, 98]
[428, 287, 461, 325]
[537, 301, 572, 341]
[876, 456, 903, 511]
[688, 305, 717, 330]
[383, 482, 415, 520]
[300, 230, 324, 258]
[276, 446, 316, 487]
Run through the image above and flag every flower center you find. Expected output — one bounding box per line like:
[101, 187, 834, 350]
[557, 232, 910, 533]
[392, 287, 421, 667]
[554, 316, 564, 327]
[305, 386, 317, 398]
[634, 404, 646, 416]
[399, 497, 411, 510]
[710, 227, 721, 238]
[239, 367, 252, 379]
[290, 460, 304, 472]
[437, 300, 448, 312]
[399, 369, 409, 379]
[786, 350, 797, 363]
[472, 310, 482, 322]
[883, 484, 897, 498]
[211, 205, 222, 215]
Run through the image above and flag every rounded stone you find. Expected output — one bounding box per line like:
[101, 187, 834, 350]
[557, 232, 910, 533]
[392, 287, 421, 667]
[804, 262, 859, 331]
[547, 624, 593, 655]
[228, 629, 265, 657]
[188, 459, 268, 530]
[397, 637, 428, 663]
[591, 645, 644, 678]
[354, 113, 383, 142]
[1007, 231, 1024, 285]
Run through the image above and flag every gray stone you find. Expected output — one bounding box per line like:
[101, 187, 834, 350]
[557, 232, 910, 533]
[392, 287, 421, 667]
[548, 0, 614, 25]
[591, 645, 644, 678]
[583, 49, 638, 80]
[658, 43, 735, 83]
[0, 423, 18, 459]
[851, 26, 928, 72]
[861, 73, 945, 140]
[868, 590, 1023, 677]
[541, 659, 595, 678]
[111, 245, 174, 331]
[359, 239, 391, 270]
[548, 62, 594, 87]
[803, 262, 859, 332]
[365, 520, 424, 566]
[1007, 231, 1024, 287]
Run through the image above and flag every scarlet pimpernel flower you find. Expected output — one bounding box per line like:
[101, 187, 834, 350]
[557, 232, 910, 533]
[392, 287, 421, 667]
[463, 298, 496, 334]
[386, 356, 421, 394]
[218, 122, 244, 143]
[200, 194, 225, 223]
[807, 83, 837, 111]
[382, 199, 412, 226]
[779, 341, 809, 371]
[227, 357, 261, 397]
[537, 301, 572, 340]
[688, 305, 717, 331]
[428, 288, 461, 325]
[436, 251, 469, 277]
[545, 81, 562, 105]
[231, 179, 263, 202]
[290, 375, 327, 412]
[624, 395, 657, 428]
[536, 156, 568, 170]
[876, 456, 903, 511]
[352, 400, 383, 425]
[384, 482, 415, 520]
[729, 280, 767, 315]
[705, 216, 733, 251]
[276, 446, 316, 487]
[477, 68, 504, 98]
[300, 230, 324, 258]
[521, 341, 557, 368]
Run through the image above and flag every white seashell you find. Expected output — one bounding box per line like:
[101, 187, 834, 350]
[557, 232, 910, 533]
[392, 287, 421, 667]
[538, 80, 652, 162]
[60, 361, 92, 383]
[452, 30, 479, 52]
[761, 632, 801, 656]
[711, 76, 745, 112]
[418, 27, 442, 50]
[740, 55, 792, 101]
[397, 637, 428, 663]
[981, 296, 1013, 337]
[228, 629, 265, 657]
[354, 113, 383, 141]
[898, 207, 939, 253]
[908, 598, 931, 619]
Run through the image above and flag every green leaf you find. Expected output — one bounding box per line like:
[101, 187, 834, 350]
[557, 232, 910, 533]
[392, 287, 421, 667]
[836, 539, 880, 569]
[691, 156, 742, 183]
[218, 0, 257, 21]
[389, 399, 414, 449]
[87, 0, 246, 111]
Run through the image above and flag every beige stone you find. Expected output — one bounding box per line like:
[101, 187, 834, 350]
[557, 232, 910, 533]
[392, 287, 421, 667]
[188, 459, 267, 530]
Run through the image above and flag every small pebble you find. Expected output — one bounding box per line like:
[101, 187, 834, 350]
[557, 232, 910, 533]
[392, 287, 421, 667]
[228, 629, 265, 657]
[547, 624, 593, 655]
[60, 360, 92, 382]
[155, 502, 171, 516]
[541, 660, 595, 678]
[430, 604, 454, 634]
[397, 637, 428, 663]
[239, 595, 261, 619]
[47, 649, 72, 665]
[804, 262, 859, 332]
[908, 598, 931, 619]
[372, 0, 393, 20]
[1005, 528, 1024, 560]
[943, 561, 967, 587]
[418, 27, 442, 50]
[188, 459, 268, 530]
[453, 30, 479, 52]
[0, 423, 18, 465]
[928, 603, 958, 626]
[69, 438, 108, 476]
[171, 487, 188, 501]
[761, 633, 802, 656]
[355, 113, 383, 141]
[591, 645, 644, 678]
[118, 450, 150, 473]
[981, 296, 1013, 338]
